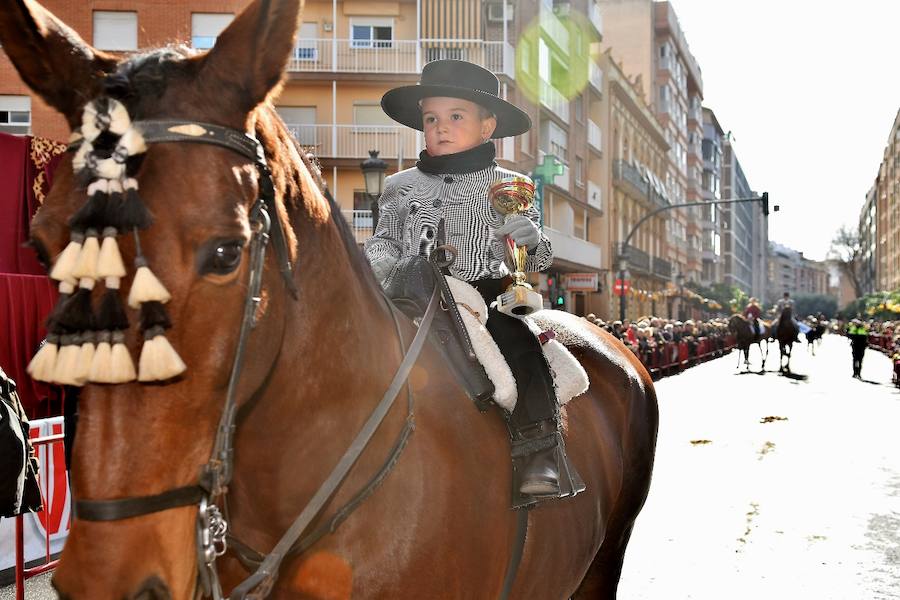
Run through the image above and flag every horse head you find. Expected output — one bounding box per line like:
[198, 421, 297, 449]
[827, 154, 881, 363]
[0, 1, 334, 597]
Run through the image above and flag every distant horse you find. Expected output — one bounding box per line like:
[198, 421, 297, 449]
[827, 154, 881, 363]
[728, 314, 770, 371]
[805, 321, 826, 355]
[1, 1, 658, 598]
[775, 307, 799, 373]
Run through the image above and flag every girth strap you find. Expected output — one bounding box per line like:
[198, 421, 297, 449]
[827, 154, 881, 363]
[75, 484, 206, 521]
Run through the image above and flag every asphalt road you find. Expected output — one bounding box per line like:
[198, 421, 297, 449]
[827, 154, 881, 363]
[5, 334, 898, 599]
[618, 334, 900, 599]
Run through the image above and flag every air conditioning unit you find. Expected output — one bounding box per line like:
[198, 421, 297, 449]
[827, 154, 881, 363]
[487, 3, 514, 23]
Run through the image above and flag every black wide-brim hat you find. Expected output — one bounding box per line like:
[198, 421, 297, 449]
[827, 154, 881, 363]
[381, 59, 531, 139]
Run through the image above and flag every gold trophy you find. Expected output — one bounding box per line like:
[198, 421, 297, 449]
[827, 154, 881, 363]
[490, 176, 544, 318]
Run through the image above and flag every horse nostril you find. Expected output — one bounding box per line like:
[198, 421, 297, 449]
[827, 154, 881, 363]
[131, 575, 173, 600]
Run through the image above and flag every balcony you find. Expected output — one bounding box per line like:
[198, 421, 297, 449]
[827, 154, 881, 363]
[587, 180, 602, 210]
[540, 79, 570, 122]
[589, 61, 603, 94]
[540, 2, 570, 53]
[622, 243, 651, 274]
[285, 124, 421, 160]
[588, 120, 602, 153]
[288, 39, 513, 77]
[546, 228, 602, 270]
[341, 209, 374, 244]
[589, 2, 603, 36]
[652, 256, 672, 279]
[614, 160, 670, 208]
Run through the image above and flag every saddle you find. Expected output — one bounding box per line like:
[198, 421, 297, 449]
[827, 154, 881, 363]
[384, 250, 495, 411]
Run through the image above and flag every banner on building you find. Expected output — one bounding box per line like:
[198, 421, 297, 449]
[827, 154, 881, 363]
[564, 273, 599, 292]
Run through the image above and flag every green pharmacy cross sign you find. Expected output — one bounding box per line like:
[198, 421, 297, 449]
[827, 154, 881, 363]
[531, 154, 565, 225]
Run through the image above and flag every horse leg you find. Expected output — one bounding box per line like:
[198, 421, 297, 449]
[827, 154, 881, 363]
[573, 519, 637, 600]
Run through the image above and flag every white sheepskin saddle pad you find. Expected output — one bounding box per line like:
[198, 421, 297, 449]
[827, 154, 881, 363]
[445, 277, 590, 412]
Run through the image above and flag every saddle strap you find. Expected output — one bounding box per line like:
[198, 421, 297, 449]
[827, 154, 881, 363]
[229, 284, 440, 599]
[498, 508, 529, 600]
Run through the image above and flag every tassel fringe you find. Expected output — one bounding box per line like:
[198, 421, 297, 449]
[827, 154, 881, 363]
[138, 328, 186, 382]
[50, 232, 85, 282]
[71, 230, 100, 280]
[128, 263, 171, 308]
[27, 336, 59, 383]
[97, 228, 126, 278]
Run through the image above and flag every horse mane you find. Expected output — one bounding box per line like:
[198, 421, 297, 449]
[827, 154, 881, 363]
[101, 47, 384, 297]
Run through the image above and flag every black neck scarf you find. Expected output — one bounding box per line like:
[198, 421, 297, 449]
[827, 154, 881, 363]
[416, 142, 496, 174]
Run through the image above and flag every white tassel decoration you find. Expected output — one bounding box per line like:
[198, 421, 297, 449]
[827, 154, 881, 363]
[107, 99, 131, 136]
[110, 338, 137, 383]
[89, 337, 114, 383]
[58, 280, 76, 295]
[27, 337, 59, 383]
[72, 140, 93, 172]
[86, 178, 109, 198]
[138, 332, 186, 382]
[118, 126, 147, 156]
[94, 157, 126, 180]
[81, 102, 102, 142]
[71, 230, 100, 280]
[97, 228, 126, 278]
[128, 264, 171, 308]
[50, 233, 85, 282]
[52, 338, 82, 386]
[74, 338, 96, 385]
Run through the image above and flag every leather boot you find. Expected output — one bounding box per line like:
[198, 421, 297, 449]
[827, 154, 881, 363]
[515, 419, 561, 497]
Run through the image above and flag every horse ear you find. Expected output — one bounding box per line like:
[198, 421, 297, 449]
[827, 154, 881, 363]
[0, 0, 116, 127]
[198, 0, 301, 117]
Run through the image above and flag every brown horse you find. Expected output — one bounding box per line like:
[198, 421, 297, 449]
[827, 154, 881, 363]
[727, 314, 770, 371]
[1, 1, 657, 598]
[775, 307, 799, 373]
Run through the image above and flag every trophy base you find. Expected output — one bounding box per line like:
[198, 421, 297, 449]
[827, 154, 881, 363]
[497, 285, 544, 319]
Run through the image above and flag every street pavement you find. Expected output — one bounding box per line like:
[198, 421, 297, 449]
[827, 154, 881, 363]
[4, 334, 898, 599]
[618, 333, 900, 599]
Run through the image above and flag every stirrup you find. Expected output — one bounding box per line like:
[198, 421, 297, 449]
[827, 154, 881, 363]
[509, 428, 586, 510]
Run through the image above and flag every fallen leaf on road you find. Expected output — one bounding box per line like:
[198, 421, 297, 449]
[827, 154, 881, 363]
[757, 441, 776, 459]
[690, 439, 712, 445]
[760, 415, 788, 423]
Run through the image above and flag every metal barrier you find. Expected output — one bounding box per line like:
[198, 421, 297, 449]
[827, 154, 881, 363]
[641, 336, 735, 379]
[14, 432, 64, 600]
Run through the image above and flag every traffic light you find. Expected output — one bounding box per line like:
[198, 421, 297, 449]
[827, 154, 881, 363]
[556, 292, 566, 308]
[760, 192, 779, 216]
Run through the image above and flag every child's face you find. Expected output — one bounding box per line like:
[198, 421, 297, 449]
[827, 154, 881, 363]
[420, 96, 497, 156]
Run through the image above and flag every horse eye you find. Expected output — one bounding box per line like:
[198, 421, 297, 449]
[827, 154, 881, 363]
[199, 240, 244, 276]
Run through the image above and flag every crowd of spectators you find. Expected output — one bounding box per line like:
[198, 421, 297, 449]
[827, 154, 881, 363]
[584, 315, 734, 377]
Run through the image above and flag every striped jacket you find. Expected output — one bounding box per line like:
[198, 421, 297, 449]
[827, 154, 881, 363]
[364, 164, 553, 286]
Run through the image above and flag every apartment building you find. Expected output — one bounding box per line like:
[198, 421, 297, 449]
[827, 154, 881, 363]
[859, 183, 877, 295]
[1, 0, 617, 315]
[720, 138, 756, 295]
[603, 50, 671, 319]
[766, 241, 828, 306]
[874, 108, 900, 292]
[700, 107, 722, 286]
[598, 0, 706, 283]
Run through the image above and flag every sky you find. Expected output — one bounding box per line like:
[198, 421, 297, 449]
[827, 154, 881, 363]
[664, 0, 900, 261]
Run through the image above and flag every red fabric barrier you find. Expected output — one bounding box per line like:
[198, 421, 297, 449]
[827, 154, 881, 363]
[0, 273, 63, 418]
[0, 133, 66, 275]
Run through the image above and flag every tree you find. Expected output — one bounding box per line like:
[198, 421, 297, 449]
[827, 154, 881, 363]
[828, 225, 864, 298]
[793, 293, 838, 319]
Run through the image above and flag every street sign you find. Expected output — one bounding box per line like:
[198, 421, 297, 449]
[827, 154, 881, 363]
[563, 272, 599, 292]
[613, 278, 631, 296]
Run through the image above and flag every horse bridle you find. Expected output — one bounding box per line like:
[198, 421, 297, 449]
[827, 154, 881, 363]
[70, 120, 440, 599]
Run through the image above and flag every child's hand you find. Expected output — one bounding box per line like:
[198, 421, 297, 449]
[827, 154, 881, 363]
[495, 215, 540, 249]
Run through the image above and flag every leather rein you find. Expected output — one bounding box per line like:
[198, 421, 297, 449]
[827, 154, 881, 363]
[70, 120, 438, 599]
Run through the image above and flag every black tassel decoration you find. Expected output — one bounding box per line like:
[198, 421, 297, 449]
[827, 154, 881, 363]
[69, 180, 110, 231]
[55, 286, 96, 333]
[119, 179, 153, 230]
[97, 287, 130, 332]
[140, 300, 172, 332]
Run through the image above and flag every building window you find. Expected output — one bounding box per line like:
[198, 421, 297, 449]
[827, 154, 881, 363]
[574, 95, 584, 123]
[192, 13, 234, 49]
[353, 103, 392, 126]
[93, 11, 138, 51]
[520, 129, 531, 156]
[0, 95, 31, 135]
[276, 106, 317, 146]
[351, 18, 393, 49]
[293, 22, 319, 60]
[575, 156, 584, 187]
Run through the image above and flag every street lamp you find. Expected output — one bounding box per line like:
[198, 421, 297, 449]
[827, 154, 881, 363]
[675, 271, 685, 321]
[617, 250, 629, 322]
[360, 149, 388, 230]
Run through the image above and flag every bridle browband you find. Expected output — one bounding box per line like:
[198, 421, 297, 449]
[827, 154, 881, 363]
[70, 120, 439, 599]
